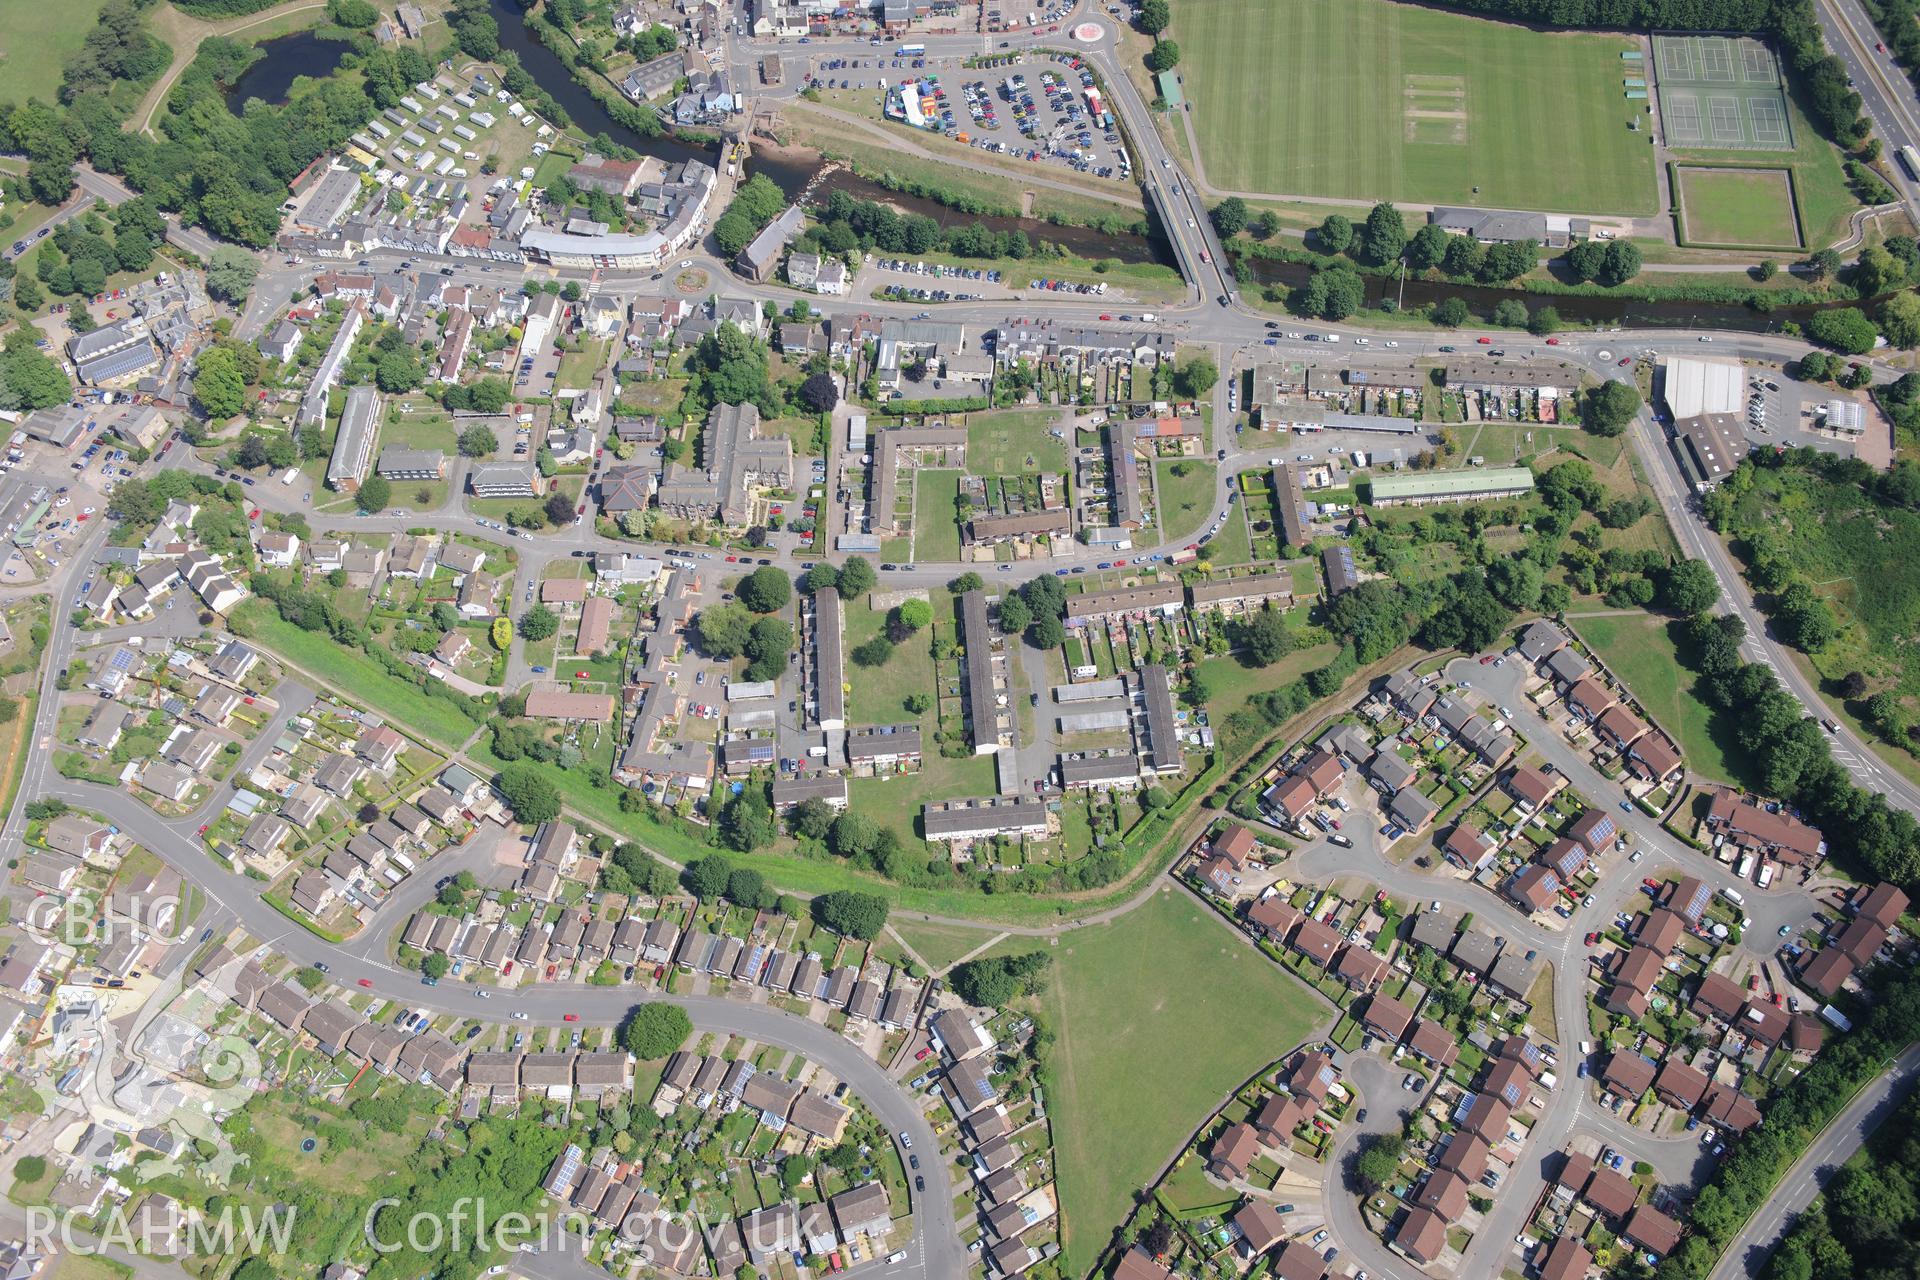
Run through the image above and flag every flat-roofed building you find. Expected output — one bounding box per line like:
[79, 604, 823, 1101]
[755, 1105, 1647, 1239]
[326, 386, 381, 491]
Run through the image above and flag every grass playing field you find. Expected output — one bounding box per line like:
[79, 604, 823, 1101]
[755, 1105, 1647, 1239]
[1569, 611, 1744, 784]
[1676, 166, 1803, 247]
[1037, 888, 1325, 1274]
[0, 0, 114, 103]
[1175, 0, 1658, 214]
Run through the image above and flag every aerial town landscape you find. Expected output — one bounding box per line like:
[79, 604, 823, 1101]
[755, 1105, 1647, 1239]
[5, 0, 1920, 1278]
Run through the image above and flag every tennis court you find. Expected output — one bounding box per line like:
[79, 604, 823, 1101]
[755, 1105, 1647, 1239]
[1654, 34, 1795, 151]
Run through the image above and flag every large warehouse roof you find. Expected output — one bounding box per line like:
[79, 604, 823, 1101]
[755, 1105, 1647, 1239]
[1660, 357, 1744, 420]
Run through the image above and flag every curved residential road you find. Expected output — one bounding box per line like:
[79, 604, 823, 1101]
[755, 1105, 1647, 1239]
[1708, 1044, 1920, 1280]
[41, 778, 958, 1280]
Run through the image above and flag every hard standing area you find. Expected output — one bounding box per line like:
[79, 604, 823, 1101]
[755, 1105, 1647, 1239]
[1174, 0, 1659, 214]
[1654, 33, 1795, 151]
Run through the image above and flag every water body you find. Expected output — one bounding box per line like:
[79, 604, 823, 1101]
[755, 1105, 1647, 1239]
[486, 0, 1171, 265]
[223, 31, 354, 112]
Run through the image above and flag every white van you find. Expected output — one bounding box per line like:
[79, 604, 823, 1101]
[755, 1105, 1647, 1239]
[281, 468, 300, 486]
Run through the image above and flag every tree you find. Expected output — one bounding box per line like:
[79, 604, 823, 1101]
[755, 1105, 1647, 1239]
[1360, 201, 1407, 265]
[1883, 290, 1920, 348]
[1172, 354, 1219, 399]
[1660, 559, 1719, 615]
[949, 952, 1051, 1007]
[192, 347, 246, 420]
[1596, 239, 1643, 287]
[495, 764, 561, 822]
[812, 890, 889, 939]
[1809, 247, 1844, 280]
[896, 597, 934, 631]
[1237, 609, 1298, 664]
[1355, 1133, 1405, 1192]
[1029, 614, 1065, 650]
[1211, 197, 1248, 237]
[1808, 306, 1879, 354]
[697, 603, 753, 657]
[904, 691, 932, 714]
[1757, 259, 1779, 281]
[1316, 214, 1353, 255]
[518, 605, 558, 642]
[422, 952, 450, 980]
[737, 565, 792, 613]
[1431, 297, 1469, 327]
[1491, 298, 1529, 328]
[620, 1003, 693, 1059]
[355, 475, 391, 513]
[1406, 223, 1449, 271]
[852, 636, 894, 667]
[1564, 240, 1605, 282]
[206, 248, 259, 306]
[837, 556, 877, 597]
[1145, 39, 1181, 72]
[1138, 0, 1170, 33]
[1253, 210, 1283, 239]
[799, 371, 838, 412]
[685, 855, 732, 900]
[998, 594, 1032, 634]
[949, 571, 983, 595]
[1582, 380, 1641, 437]
[790, 798, 838, 840]
[720, 786, 775, 852]
[1527, 306, 1561, 336]
[544, 490, 576, 526]
[375, 347, 422, 394]
[458, 424, 498, 457]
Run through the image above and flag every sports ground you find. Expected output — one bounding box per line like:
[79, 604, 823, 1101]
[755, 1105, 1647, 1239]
[1175, 0, 1659, 214]
[1675, 165, 1804, 247]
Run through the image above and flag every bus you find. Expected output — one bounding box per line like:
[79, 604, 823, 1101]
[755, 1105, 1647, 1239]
[896, 43, 925, 55]
[1899, 144, 1920, 181]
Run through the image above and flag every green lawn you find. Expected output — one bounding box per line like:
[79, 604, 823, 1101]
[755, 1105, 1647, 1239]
[1039, 888, 1325, 1275]
[845, 595, 938, 725]
[0, 0, 115, 102]
[1196, 641, 1339, 724]
[1154, 459, 1217, 543]
[891, 917, 999, 971]
[850, 751, 998, 846]
[965, 410, 1068, 475]
[913, 469, 963, 563]
[1676, 166, 1802, 247]
[1175, 0, 1657, 213]
[1569, 612, 1742, 784]
[240, 607, 481, 748]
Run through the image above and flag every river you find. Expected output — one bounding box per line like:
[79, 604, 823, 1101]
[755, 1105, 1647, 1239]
[223, 30, 354, 112]
[484, 0, 1170, 264]
[1239, 254, 1878, 333]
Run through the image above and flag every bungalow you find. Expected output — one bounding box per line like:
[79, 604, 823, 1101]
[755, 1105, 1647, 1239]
[1701, 1082, 1762, 1133]
[1627, 732, 1684, 783]
[1517, 620, 1568, 663]
[1367, 748, 1418, 794]
[1544, 646, 1592, 687]
[1286, 1049, 1338, 1102]
[1691, 971, 1747, 1023]
[1233, 1200, 1287, 1256]
[1540, 1238, 1594, 1280]
[1246, 895, 1302, 943]
[1387, 787, 1439, 834]
[1289, 916, 1341, 967]
[1566, 676, 1615, 721]
[1252, 1092, 1314, 1148]
[1541, 838, 1589, 882]
[1638, 907, 1687, 956]
[1416, 1169, 1470, 1220]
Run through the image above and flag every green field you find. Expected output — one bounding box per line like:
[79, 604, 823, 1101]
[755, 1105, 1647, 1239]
[1154, 459, 1216, 543]
[0, 0, 115, 102]
[913, 469, 963, 562]
[241, 607, 481, 747]
[1676, 166, 1803, 247]
[1038, 888, 1325, 1274]
[965, 410, 1067, 475]
[1176, 0, 1657, 213]
[1568, 612, 1743, 784]
[890, 917, 998, 972]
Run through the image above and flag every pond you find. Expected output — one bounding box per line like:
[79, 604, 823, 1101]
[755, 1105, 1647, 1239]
[224, 31, 354, 112]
